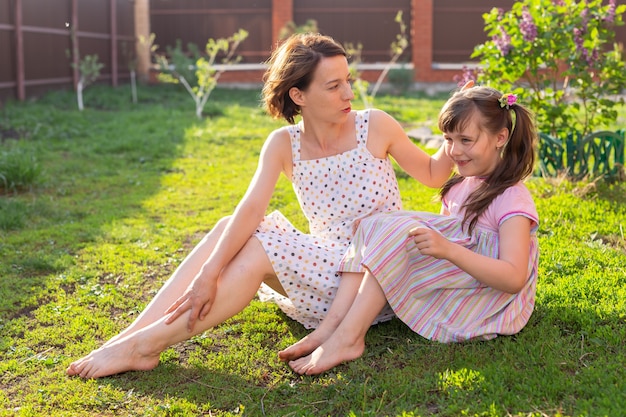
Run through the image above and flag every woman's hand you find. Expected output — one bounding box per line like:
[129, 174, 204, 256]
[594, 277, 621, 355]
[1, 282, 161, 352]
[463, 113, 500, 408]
[461, 80, 475, 91]
[164, 275, 217, 332]
[408, 227, 451, 259]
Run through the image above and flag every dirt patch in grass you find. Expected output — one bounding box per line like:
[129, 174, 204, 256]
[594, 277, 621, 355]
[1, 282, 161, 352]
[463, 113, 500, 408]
[0, 126, 23, 142]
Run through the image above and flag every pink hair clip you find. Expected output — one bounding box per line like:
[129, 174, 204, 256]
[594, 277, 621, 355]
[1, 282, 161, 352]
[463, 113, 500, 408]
[499, 93, 517, 109]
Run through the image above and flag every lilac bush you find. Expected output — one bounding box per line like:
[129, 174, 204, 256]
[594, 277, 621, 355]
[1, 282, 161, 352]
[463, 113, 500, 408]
[470, 0, 626, 136]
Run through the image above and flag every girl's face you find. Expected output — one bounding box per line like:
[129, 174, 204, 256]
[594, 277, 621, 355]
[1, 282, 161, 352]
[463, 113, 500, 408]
[290, 55, 354, 122]
[443, 117, 508, 177]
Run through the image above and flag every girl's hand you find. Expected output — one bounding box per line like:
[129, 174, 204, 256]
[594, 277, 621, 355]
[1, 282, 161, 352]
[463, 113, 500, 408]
[164, 276, 217, 332]
[408, 227, 450, 259]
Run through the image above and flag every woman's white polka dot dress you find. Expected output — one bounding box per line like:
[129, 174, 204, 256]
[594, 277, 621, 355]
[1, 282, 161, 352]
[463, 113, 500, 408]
[255, 109, 402, 329]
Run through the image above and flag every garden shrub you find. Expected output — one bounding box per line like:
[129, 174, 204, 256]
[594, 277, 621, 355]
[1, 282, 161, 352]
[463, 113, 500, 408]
[464, 0, 626, 179]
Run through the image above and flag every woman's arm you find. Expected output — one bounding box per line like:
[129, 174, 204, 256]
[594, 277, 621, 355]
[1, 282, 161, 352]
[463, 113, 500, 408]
[367, 109, 454, 189]
[409, 216, 532, 293]
[369, 81, 473, 188]
[165, 129, 291, 330]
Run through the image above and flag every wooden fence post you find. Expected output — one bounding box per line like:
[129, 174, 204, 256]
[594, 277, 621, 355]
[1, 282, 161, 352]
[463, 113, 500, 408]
[110, 0, 118, 86]
[412, 0, 433, 83]
[71, 0, 79, 90]
[272, 0, 292, 46]
[15, 0, 25, 101]
[135, 0, 151, 83]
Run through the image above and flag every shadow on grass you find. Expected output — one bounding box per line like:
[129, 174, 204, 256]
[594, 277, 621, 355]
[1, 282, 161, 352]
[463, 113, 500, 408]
[84, 298, 626, 416]
[314, 301, 625, 416]
[107, 365, 273, 415]
[0, 84, 200, 330]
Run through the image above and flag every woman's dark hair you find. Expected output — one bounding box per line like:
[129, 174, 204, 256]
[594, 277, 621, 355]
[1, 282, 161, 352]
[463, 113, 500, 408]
[438, 86, 537, 232]
[261, 33, 346, 124]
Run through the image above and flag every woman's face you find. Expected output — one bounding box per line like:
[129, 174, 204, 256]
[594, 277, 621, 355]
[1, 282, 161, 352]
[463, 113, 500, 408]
[295, 55, 354, 122]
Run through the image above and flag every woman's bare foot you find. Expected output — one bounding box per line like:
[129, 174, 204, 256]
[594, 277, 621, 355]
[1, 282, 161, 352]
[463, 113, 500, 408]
[66, 337, 161, 379]
[278, 325, 336, 362]
[287, 333, 365, 375]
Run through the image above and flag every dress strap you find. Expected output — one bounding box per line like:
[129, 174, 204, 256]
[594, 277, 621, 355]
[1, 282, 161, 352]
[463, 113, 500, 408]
[355, 109, 371, 148]
[286, 124, 302, 162]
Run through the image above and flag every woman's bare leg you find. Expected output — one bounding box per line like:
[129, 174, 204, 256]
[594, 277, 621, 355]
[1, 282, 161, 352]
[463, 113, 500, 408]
[278, 272, 364, 362]
[100, 217, 232, 347]
[66, 236, 275, 379]
[289, 270, 387, 375]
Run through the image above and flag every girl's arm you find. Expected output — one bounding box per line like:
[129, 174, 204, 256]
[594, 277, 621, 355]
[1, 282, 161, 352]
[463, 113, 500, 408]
[409, 216, 532, 293]
[165, 129, 290, 330]
[367, 109, 454, 188]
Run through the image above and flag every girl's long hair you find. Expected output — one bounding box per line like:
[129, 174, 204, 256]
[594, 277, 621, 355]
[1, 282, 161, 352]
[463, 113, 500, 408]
[438, 86, 537, 232]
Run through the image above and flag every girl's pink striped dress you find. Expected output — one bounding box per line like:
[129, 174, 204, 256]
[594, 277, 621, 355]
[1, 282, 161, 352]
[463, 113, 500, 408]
[339, 177, 539, 343]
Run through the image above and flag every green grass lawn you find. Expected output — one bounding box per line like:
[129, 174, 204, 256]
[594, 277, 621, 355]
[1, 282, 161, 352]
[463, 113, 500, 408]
[0, 84, 625, 417]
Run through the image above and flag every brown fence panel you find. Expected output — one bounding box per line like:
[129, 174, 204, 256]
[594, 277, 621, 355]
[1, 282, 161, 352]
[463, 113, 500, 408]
[116, 1, 136, 75]
[0, 1, 15, 95]
[150, 0, 272, 64]
[21, 0, 73, 99]
[2, 0, 625, 101]
[0, 0, 135, 102]
[293, 0, 411, 63]
[433, 0, 515, 63]
[149, 0, 411, 64]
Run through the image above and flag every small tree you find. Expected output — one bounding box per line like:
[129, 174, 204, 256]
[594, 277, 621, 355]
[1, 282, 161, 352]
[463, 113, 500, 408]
[125, 33, 158, 104]
[163, 39, 202, 86]
[67, 23, 104, 111]
[156, 29, 249, 119]
[72, 54, 104, 111]
[368, 11, 410, 102]
[471, 0, 626, 137]
[279, 19, 319, 39]
[347, 11, 409, 108]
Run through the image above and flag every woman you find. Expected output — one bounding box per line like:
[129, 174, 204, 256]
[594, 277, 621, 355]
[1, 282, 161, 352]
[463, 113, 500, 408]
[66, 33, 453, 379]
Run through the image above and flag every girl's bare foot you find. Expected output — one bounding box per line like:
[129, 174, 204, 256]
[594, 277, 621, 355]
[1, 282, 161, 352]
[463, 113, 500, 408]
[66, 337, 161, 379]
[287, 333, 365, 375]
[278, 325, 335, 362]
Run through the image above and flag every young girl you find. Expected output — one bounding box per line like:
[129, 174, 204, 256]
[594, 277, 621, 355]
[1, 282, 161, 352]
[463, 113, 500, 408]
[286, 85, 540, 375]
[65, 33, 454, 379]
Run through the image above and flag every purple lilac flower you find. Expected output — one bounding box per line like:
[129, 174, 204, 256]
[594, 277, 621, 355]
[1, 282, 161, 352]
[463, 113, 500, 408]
[493, 26, 512, 56]
[573, 27, 584, 52]
[587, 48, 599, 67]
[453, 66, 477, 87]
[573, 6, 588, 56]
[573, 27, 589, 62]
[605, 0, 616, 23]
[580, 8, 589, 29]
[572, 6, 600, 67]
[552, 0, 565, 6]
[520, 6, 538, 42]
